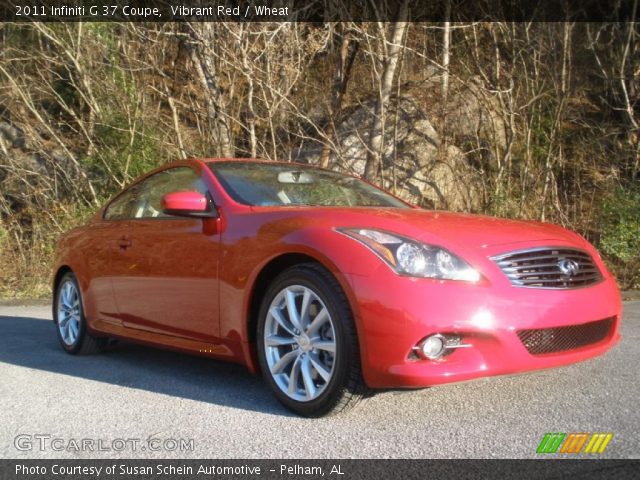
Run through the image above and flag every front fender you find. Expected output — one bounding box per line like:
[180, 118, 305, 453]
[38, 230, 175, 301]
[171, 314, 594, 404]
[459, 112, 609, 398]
[227, 226, 377, 376]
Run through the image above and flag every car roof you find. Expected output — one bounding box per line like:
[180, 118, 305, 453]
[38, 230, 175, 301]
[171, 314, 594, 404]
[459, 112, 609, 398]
[193, 158, 310, 168]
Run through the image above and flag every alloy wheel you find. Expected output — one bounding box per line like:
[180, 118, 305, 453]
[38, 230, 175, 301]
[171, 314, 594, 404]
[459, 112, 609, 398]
[263, 285, 336, 402]
[57, 280, 81, 346]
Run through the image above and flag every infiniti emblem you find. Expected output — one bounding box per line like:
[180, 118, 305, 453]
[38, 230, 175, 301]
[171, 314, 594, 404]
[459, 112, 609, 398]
[558, 258, 580, 277]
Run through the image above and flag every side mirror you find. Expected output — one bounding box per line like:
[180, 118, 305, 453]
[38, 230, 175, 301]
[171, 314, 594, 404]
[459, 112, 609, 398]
[161, 191, 218, 218]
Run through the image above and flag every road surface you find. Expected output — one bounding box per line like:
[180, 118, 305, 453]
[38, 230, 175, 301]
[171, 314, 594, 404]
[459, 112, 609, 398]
[0, 302, 638, 459]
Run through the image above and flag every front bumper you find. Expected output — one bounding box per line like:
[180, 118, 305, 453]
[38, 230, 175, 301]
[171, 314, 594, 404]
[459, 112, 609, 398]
[347, 262, 621, 389]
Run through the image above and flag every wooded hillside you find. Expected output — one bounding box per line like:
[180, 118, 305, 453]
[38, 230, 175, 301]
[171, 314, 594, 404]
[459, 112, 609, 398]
[0, 20, 638, 297]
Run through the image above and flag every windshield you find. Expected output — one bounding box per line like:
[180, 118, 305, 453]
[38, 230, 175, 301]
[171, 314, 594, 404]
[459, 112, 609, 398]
[208, 162, 409, 208]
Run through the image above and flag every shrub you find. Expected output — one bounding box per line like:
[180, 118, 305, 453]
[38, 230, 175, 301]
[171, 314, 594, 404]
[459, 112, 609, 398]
[599, 185, 640, 289]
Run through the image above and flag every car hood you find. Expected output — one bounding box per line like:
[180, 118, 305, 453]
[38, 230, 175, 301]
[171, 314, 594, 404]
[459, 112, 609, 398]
[299, 207, 584, 250]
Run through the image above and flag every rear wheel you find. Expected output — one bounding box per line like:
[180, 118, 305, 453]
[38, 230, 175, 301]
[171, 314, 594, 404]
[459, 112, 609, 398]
[54, 272, 106, 355]
[257, 263, 368, 417]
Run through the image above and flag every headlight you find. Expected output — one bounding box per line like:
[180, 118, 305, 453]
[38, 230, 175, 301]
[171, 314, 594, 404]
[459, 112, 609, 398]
[338, 228, 481, 282]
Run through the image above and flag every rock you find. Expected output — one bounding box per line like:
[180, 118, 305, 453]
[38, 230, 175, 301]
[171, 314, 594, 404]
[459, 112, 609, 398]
[294, 94, 484, 211]
[393, 144, 481, 211]
[12, 151, 48, 175]
[0, 121, 25, 148]
[440, 77, 507, 156]
[50, 148, 75, 172]
[0, 152, 7, 184]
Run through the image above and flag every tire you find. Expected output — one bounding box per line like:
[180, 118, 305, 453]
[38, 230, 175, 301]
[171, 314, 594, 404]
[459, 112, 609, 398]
[53, 272, 107, 355]
[257, 263, 369, 417]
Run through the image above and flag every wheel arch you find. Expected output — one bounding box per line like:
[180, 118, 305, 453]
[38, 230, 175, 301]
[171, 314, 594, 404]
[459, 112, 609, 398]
[53, 265, 73, 291]
[52, 265, 73, 321]
[52, 263, 94, 330]
[242, 249, 363, 375]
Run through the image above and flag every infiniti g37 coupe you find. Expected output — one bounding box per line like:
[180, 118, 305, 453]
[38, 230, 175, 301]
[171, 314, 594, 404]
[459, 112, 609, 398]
[52, 159, 621, 416]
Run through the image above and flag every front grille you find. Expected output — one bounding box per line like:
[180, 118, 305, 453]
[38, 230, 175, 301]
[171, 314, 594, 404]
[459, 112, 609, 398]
[491, 247, 602, 289]
[517, 317, 614, 355]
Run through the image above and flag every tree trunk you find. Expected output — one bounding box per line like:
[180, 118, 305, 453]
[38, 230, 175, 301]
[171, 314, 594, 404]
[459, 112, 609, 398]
[184, 23, 234, 158]
[441, 0, 451, 103]
[364, 0, 409, 181]
[319, 26, 359, 168]
[238, 28, 257, 158]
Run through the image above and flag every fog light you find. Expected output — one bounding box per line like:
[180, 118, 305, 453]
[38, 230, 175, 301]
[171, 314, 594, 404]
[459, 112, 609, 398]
[421, 334, 446, 359]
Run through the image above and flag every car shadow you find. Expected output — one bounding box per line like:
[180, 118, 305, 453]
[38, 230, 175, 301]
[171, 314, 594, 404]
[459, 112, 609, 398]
[0, 315, 294, 417]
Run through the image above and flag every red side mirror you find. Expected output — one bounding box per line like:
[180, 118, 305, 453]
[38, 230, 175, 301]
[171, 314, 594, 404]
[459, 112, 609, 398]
[161, 191, 217, 218]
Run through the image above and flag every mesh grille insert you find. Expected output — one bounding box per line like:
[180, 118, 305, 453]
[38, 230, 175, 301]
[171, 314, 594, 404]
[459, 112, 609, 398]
[517, 317, 615, 355]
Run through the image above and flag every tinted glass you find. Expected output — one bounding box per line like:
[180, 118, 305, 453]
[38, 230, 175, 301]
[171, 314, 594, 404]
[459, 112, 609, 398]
[104, 167, 208, 220]
[208, 162, 408, 208]
[103, 183, 145, 220]
[139, 168, 208, 218]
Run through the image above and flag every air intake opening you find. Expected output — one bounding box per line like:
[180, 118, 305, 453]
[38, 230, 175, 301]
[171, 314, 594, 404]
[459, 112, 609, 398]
[517, 317, 614, 355]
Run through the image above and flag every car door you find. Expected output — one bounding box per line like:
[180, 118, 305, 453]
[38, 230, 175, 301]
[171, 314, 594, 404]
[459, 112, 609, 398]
[77, 220, 127, 328]
[93, 180, 151, 328]
[107, 166, 221, 341]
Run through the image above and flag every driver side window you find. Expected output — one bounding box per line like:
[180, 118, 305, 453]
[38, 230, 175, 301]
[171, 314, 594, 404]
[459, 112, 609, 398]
[104, 167, 208, 220]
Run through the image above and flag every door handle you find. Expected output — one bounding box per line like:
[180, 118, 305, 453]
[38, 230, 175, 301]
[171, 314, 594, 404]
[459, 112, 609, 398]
[117, 237, 132, 249]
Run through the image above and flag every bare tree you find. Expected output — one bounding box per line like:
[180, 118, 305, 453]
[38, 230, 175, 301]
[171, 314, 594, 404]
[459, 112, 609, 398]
[441, 0, 452, 103]
[364, 0, 410, 180]
[319, 24, 359, 168]
[2, 19, 640, 296]
[184, 23, 234, 158]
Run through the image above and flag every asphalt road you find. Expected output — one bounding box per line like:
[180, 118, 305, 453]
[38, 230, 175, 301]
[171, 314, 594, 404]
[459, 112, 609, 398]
[0, 302, 638, 459]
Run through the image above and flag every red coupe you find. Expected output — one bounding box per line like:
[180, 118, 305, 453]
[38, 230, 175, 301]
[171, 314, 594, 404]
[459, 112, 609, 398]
[52, 159, 621, 416]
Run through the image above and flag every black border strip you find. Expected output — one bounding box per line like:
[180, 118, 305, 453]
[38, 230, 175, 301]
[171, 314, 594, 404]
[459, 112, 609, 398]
[1, 0, 637, 23]
[2, 459, 639, 480]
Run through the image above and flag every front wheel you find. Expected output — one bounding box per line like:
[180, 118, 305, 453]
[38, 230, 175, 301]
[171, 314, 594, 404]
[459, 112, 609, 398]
[54, 272, 106, 355]
[257, 263, 368, 417]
